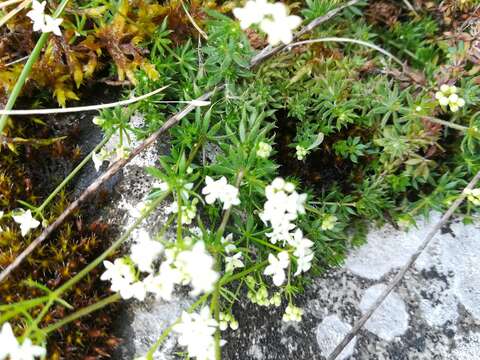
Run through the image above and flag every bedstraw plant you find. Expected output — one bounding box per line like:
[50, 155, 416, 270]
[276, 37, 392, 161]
[1, 0, 480, 359]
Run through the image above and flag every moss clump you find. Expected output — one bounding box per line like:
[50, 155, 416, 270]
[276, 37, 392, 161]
[0, 138, 120, 359]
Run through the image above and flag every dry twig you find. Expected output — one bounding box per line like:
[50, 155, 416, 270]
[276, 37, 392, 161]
[327, 170, 480, 360]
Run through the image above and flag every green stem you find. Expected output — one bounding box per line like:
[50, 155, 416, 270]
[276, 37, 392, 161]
[421, 115, 468, 132]
[219, 260, 268, 286]
[42, 294, 120, 334]
[0, 0, 71, 134]
[37, 134, 112, 213]
[53, 191, 170, 296]
[247, 235, 285, 252]
[146, 261, 267, 358]
[146, 293, 210, 359]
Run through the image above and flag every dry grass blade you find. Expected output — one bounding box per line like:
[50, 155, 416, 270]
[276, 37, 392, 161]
[327, 170, 480, 360]
[0, 0, 24, 9]
[0, 0, 30, 28]
[0, 85, 170, 115]
[0, 0, 362, 283]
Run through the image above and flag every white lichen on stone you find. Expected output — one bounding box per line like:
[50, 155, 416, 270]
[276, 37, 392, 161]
[345, 226, 423, 280]
[450, 332, 480, 360]
[359, 284, 409, 341]
[131, 296, 191, 359]
[418, 283, 458, 327]
[316, 315, 356, 360]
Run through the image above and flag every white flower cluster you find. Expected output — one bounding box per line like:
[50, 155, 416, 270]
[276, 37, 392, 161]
[26, 0, 62, 36]
[233, 0, 302, 45]
[435, 84, 465, 112]
[259, 178, 313, 284]
[259, 178, 306, 245]
[247, 285, 281, 307]
[296, 145, 308, 161]
[256, 142, 272, 159]
[222, 234, 245, 273]
[464, 188, 480, 206]
[219, 312, 239, 331]
[321, 214, 338, 230]
[101, 230, 219, 301]
[202, 176, 240, 210]
[0, 322, 46, 360]
[282, 304, 304, 322]
[173, 307, 221, 360]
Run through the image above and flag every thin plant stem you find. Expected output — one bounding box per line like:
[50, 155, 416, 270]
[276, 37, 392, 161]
[53, 192, 170, 296]
[36, 134, 112, 213]
[421, 115, 469, 132]
[146, 261, 267, 358]
[288, 37, 404, 66]
[42, 294, 120, 334]
[0, 0, 70, 133]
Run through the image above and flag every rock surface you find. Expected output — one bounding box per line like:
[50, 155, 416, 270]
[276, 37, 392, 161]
[223, 213, 480, 360]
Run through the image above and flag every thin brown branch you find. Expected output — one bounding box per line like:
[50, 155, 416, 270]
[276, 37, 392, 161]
[249, 0, 362, 67]
[0, 0, 361, 282]
[327, 170, 480, 360]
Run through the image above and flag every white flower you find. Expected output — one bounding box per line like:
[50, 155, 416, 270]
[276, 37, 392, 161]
[173, 307, 219, 360]
[0, 322, 19, 360]
[202, 176, 240, 210]
[321, 214, 337, 230]
[290, 229, 314, 276]
[435, 84, 465, 112]
[464, 188, 480, 206]
[26, 0, 46, 32]
[144, 262, 181, 301]
[221, 233, 237, 254]
[233, 0, 270, 29]
[26, 0, 62, 36]
[265, 219, 295, 245]
[165, 199, 198, 225]
[92, 151, 104, 172]
[130, 230, 164, 273]
[259, 3, 302, 45]
[448, 93, 465, 112]
[225, 252, 244, 273]
[43, 15, 63, 36]
[10, 338, 46, 360]
[0, 322, 46, 360]
[175, 242, 219, 295]
[12, 210, 40, 237]
[233, 0, 301, 45]
[282, 304, 303, 322]
[257, 142, 272, 158]
[101, 259, 138, 299]
[121, 281, 147, 301]
[264, 251, 289, 286]
[296, 145, 308, 160]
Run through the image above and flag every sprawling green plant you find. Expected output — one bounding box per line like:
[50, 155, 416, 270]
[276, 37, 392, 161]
[1, 0, 480, 359]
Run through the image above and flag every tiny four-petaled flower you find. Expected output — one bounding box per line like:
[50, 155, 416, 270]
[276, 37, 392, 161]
[233, 0, 302, 45]
[26, 0, 63, 36]
[12, 209, 40, 237]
